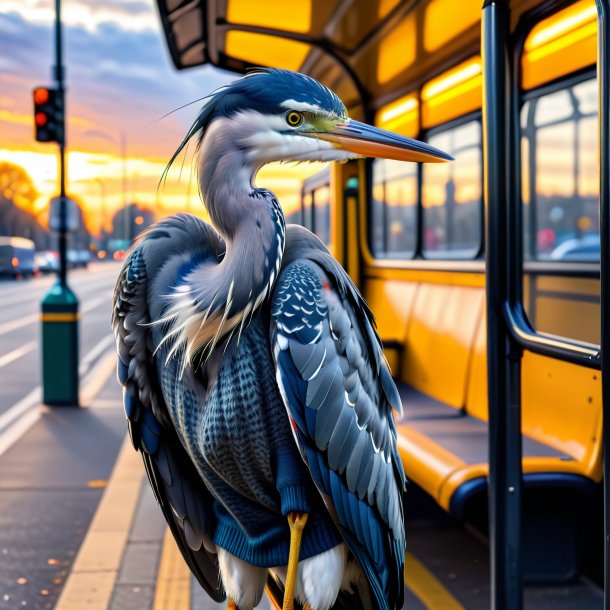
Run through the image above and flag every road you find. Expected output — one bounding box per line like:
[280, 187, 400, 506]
[0, 263, 127, 610]
[0, 263, 118, 423]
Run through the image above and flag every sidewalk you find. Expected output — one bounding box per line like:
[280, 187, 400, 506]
[48, 380, 428, 610]
[0, 349, 125, 610]
[0, 350, 435, 610]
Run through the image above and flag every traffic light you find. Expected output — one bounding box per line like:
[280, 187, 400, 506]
[33, 86, 63, 144]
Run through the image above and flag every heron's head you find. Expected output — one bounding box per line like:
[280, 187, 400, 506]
[169, 69, 452, 174]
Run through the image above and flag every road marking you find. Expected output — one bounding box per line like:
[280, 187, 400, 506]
[153, 529, 192, 610]
[0, 313, 38, 336]
[79, 334, 115, 376]
[55, 437, 144, 610]
[0, 341, 36, 369]
[80, 350, 117, 407]
[0, 342, 118, 458]
[405, 552, 466, 609]
[0, 294, 109, 336]
[0, 387, 41, 434]
[0, 269, 118, 307]
[81, 294, 110, 313]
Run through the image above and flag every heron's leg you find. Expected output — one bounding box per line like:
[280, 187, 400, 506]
[227, 597, 237, 610]
[283, 512, 309, 610]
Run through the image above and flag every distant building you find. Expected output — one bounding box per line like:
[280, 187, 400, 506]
[111, 204, 155, 243]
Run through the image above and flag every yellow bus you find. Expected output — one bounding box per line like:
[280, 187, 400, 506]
[155, 1, 609, 607]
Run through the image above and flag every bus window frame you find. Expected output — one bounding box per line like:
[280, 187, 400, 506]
[364, 109, 485, 266]
[501, 0, 603, 367]
[368, 155, 420, 261]
[301, 167, 331, 240]
[420, 111, 485, 261]
[519, 67, 598, 266]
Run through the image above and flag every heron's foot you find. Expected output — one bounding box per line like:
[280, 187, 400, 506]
[283, 512, 309, 610]
[228, 597, 237, 610]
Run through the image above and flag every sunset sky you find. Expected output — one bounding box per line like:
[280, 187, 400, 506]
[0, 0, 318, 234]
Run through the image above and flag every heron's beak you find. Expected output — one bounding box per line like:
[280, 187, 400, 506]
[311, 119, 453, 163]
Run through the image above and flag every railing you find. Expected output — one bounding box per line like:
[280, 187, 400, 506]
[482, 0, 609, 608]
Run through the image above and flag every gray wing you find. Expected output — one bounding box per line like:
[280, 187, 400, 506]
[112, 214, 226, 602]
[270, 234, 406, 610]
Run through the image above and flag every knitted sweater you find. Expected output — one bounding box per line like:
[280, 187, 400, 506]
[160, 315, 341, 567]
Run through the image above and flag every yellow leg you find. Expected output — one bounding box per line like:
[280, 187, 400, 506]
[283, 512, 309, 610]
[228, 597, 237, 610]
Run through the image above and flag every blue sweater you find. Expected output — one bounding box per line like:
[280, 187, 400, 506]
[160, 315, 341, 567]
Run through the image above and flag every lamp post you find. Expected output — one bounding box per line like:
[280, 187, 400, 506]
[85, 128, 129, 241]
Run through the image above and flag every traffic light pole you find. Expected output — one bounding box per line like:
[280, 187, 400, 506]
[41, 0, 80, 407]
[56, 0, 67, 287]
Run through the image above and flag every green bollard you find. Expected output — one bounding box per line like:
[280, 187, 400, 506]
[41, 282, 79, 406]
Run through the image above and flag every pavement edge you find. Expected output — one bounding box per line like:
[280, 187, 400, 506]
[54, 437, 144, 610]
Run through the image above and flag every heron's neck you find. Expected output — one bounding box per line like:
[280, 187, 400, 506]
[173, 119, 285, 364]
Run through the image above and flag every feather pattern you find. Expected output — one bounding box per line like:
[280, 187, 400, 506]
[271, 228, 406, 610]
[112, 67, 413, 610]
[112, 214, 227, 602]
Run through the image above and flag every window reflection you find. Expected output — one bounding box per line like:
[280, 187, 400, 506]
[521, 78, 599, 261]
[370, 159, 417, 258]
[302, 191, 313, 230]
[422, 120, 482, 258]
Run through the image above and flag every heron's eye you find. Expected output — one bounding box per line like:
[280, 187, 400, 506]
[286, 111, 304, 127]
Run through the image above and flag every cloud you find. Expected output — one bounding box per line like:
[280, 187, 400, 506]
[0, 0, 158, 32]
[0, 9, 233, 157]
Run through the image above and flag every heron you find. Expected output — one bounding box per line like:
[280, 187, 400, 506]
[112, 69, 451, 610]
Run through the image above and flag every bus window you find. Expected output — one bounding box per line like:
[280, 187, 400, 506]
[303, 191, 313, 231]
[521, 77, 598, 261]
[283, 192, 303, 225]
[312, 185, 331, 245]
[421, 120, 482, 259]
[370, 159, 417, 258]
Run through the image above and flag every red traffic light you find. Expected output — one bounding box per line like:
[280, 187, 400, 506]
[33, 88, 50, 105]
[32, 86, 62, 144]
[35, 112, 48, 127]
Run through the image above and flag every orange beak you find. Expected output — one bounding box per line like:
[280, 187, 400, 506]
[309, 119, 453, 163]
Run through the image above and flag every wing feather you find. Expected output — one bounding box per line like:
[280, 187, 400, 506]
[271, 253, 406, 610]
[112, 214, 225, 601]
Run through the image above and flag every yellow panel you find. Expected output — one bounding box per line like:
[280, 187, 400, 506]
[421, 57, 482, 128]
[364, 265, 485, 287]
[465, 312, 488, 421]
[375, 93, 418, 138]
[364, 279, 418, 343]
[535, 298, 600, 345]
[522, 0, 597, 90]
[225, 31, 311, 71]
[536, 275, 600, 297]
[438, 457, 593, 510]
[227, 0, 311, 34]
[378, 0, 402, 19]
[377, 14, 416, 85]
[424, 0, 481, 52]
[383, 348, 400, 375]
[396, 425, 466, 503]
[402, 285, 484, 407]
[522, 351, 602, 479]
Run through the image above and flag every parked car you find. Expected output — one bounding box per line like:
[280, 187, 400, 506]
[549, 234, 600, 262]
[67, 249, 90, 268]
[35, 250, 60, 274]
[0, 237, 36, 278]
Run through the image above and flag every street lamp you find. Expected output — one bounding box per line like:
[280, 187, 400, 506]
[93, 177, 108, 242]
[84, 128, 129, 241]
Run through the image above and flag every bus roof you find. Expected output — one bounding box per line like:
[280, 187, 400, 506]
[0, 236, 36, 249]
[155, 0, 541, 119]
